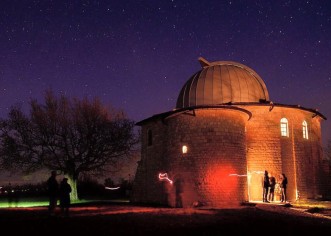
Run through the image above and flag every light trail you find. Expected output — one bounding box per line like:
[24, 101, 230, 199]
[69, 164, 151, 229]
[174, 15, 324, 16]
[158, 173, 173, 184]
[229, 170, 265, 177]
[229, 174, 247, 177]
[105, 187, 120, 190]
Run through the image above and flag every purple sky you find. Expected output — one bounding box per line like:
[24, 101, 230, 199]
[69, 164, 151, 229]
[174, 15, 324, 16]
[0, 1, 330, 149]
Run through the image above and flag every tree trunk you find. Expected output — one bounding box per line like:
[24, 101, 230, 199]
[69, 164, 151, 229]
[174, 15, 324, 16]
[67, 175, 79, 201]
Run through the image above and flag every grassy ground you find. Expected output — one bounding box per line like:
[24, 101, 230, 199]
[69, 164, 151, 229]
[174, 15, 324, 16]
[0, 198, 330, 235]
[0, 196, 128, 208]
[0, 203, 330, 235]
[2, 196, 330, 209]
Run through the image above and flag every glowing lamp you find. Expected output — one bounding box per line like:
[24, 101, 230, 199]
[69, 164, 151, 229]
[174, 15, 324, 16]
[182, 145, 188, 154]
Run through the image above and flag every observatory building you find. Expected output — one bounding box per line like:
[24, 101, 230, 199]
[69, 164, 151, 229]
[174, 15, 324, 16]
[131, 57, 330, 207]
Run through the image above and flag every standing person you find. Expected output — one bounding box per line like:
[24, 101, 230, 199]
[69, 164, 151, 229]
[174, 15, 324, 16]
[262, 170, 270, 202]
[268, 176, 276, 202]
[174, 177, 183, 208]
[47, 170, 59, 216]
[280, 173, 288, 203]
[59, 178, 72, 217]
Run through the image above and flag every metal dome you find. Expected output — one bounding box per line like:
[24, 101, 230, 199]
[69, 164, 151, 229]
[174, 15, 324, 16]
[176, 57, 270, 109]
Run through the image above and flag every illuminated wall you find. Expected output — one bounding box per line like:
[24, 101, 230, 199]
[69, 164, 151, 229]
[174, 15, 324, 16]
[164, 109, 249, 207]
[132, 108, 250, 207]
[242, 105, 325, 202]
[131, 104, 328, 207]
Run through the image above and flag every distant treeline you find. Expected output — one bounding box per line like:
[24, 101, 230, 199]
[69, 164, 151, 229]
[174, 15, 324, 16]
[0, 177, 132, 200]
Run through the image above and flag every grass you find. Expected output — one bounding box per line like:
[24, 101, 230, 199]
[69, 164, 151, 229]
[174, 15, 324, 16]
[0, 197, 97, 208]
[0, 197, 48, 208]
[0, 196, 131, 208]
[1, 195, 330, 212]
[290, 199, 331, 209]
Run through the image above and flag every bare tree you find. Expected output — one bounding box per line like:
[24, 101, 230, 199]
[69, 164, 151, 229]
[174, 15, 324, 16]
[0, 90, 137, 200]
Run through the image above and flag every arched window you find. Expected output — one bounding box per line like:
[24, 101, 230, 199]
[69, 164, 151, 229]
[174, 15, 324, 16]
[280, 118, 289, 137]
[302, 121, 309, 139]
[147, 129, 153, 146]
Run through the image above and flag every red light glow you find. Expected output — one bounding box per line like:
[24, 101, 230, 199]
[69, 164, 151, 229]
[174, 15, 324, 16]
[204, 165, 240, 202]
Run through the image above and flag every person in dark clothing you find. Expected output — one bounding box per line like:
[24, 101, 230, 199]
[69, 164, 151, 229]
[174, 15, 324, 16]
[268, 176, 276, 202]
[280, 173, 288, 203]
[59, 178, 72, 217]
[174, 178, 183, 208]
[262, 170, 270, 202]
[47, 170, 59, 215]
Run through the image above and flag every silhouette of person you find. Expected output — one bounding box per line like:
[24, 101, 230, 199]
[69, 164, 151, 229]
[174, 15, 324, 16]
[280, 173, 288, 203]
[59, 178, 72, 217]
[268, 176, 276, 202]
[47, 170, 59, 215]
[262, 170, 270, 202]
[174, 178, 183, 208]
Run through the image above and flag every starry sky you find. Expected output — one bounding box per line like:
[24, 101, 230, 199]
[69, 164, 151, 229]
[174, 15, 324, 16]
[0, 1, 330, 148]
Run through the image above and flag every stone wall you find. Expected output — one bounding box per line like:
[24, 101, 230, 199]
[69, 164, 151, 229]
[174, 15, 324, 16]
[130, 119, 169, 205]
[132, 108, 249, 207]
[131, 104, 328, 207]
[242, 104, 325, 201]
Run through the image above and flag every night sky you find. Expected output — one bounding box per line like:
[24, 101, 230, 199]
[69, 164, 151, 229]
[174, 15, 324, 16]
[0, 0, 330, 174]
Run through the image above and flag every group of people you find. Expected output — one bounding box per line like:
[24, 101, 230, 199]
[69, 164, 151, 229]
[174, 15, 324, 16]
[262, 170, 287, 203]
[47, 170, 72, 216]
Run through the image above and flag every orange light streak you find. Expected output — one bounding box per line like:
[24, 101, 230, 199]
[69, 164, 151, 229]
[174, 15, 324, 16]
[229, 174, 247, 177]
[229, 170, 264, 177]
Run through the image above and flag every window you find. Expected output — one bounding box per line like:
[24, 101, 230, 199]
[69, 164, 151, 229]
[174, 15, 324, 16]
[302, 121, 308, 139]
[182, 145, 188, 154]
[147, 129, 153, 146]
[280, 118, 289, 137]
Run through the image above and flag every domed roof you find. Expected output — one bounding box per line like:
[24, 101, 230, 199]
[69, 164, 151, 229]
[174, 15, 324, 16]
[176, 57, 270, 109]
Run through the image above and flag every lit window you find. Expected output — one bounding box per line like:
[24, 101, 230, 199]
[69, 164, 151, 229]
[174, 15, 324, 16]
[147, 129, 153, 146]
[182, 145, 188, 154]
[280, 118, 289, 137]
[302, 121, 308, 139]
